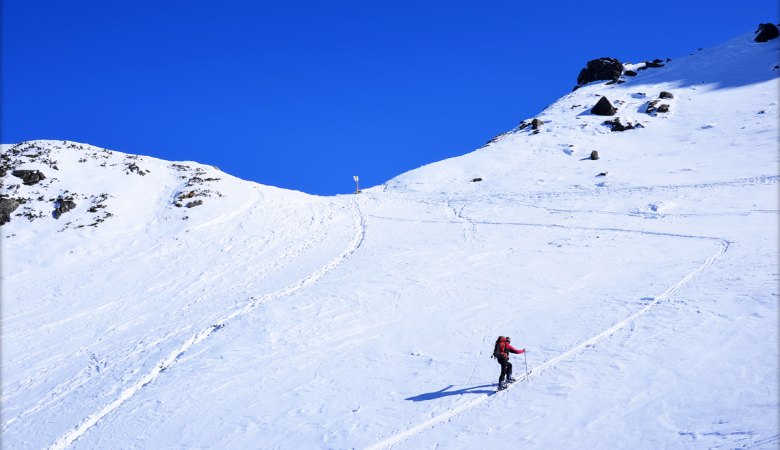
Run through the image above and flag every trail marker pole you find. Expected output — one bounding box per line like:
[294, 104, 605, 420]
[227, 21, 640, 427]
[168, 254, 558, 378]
[353, 175, 360, 194]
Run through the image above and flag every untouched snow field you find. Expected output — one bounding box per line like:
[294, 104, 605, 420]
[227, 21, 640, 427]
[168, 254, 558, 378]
[2, 32, 779, 449]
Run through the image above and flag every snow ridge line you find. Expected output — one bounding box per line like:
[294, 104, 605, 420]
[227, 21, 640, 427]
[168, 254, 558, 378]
[48, 198, 366, 450]
[366, 238, 729, 450]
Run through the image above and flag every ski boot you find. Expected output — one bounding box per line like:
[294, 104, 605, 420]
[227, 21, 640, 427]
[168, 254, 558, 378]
[507, 376, 517, 384]
[497, 381, 508, 391]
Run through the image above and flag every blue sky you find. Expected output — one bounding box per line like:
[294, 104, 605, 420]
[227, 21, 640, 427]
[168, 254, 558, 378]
[2, 1, 777, 195]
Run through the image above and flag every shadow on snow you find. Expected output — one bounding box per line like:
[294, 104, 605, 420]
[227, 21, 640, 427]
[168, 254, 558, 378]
[406, 383, 496, 402]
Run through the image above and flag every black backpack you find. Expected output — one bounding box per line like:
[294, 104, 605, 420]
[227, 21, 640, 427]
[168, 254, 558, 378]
[491, 336, 505, 359]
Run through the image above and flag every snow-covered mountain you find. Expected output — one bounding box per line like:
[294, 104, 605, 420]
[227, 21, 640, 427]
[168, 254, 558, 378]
[2, 29, 778, 449]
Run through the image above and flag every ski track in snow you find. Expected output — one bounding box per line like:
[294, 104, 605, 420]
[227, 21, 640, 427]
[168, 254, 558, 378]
[4, 190, 328, 432]
[365, 204, 731, 450]
[46, 197, 366, 450]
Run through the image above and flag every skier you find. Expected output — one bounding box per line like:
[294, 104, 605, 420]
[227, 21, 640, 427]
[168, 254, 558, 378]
[493, 336, 525, 390]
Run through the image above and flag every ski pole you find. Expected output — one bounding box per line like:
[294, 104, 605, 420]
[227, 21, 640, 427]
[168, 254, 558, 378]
[524, 350, 529, 381]
[519, 330, 529, 381]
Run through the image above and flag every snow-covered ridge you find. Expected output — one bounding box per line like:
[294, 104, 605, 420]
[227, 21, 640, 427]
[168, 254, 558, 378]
[1, 139, 312, 236]
[2, 29, 778, 449]
[386, 32, 779, 195]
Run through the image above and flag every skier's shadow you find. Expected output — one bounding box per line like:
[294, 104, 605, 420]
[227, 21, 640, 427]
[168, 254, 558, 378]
[406, 383, 496, 401]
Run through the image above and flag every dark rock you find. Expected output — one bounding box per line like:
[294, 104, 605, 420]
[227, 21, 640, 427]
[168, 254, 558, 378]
[53, 198, 76, 219]
[125, 163, 148, 176]
[531, 118, 544, 130]
[591, 96, 617, 116]
[645, 59, 665, 68]
[576, 57, 624, 87]
[471, 177, 483, 182]
[11, 170, 46, 185]
[0, 198, 22, 225]
[603, 118, 640, 132]
[657, 104, 670, 113]
[755, 23, 779, 42]
[659, 91, 674, 99]
[518, 121, 530, 130]
[590, 151, 600, 160]
[185, 200, 203, 208]
[485, 133, 505, 145]
[597, 172, 609, 177]
[624, 70, 637, 77]
[646, 100, 660, 115]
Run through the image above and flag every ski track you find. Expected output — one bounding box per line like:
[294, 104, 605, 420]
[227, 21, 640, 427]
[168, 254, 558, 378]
[46, 197, 366, 450]
[3, 197, 332, 433]
[365, 206, 731, 450]
[36, 178, 758, 449]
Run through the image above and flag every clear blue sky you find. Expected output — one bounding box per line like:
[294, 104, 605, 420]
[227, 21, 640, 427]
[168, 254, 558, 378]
[2, 1, 777, 195]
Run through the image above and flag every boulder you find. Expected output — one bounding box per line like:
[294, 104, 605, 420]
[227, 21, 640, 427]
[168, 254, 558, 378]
[185, 200, 204, 208]
[53, 198, 76, 219]
[531, 118, 544, 130]
[471, 177, 483, 183]
[576, 58, 624, 87]
[624, 70, 637, 77]
[11, 170, 46, 186]
[646, 100, 660, 115]
[591, 96, 617, 116]
[657, 104, 670, 113]
[755, 23, 779, 42]
[603, 118, 641, 132]
[590, 151, 600, 160]
[0, 198, 22, 225]
[659, 91, 674, 99]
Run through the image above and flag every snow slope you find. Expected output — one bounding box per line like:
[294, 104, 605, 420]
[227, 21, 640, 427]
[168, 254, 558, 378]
[2, 31, 778, 449]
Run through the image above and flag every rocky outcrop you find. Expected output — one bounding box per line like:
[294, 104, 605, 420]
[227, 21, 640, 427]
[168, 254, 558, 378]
[637, 59, 667, 71]
[0, 198, 22, 225]
[53, 197, 76, 219]
[591, 96, 617, 116]
[754, 23, 779, 42]
[576, 58, 624, 87]
[603, 118, 643, 132]
[646, 92, 673, 115]
[11, 170, 46, 186]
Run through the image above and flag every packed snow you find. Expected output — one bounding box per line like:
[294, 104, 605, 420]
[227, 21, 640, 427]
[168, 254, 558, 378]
[2, 31, 778, 449]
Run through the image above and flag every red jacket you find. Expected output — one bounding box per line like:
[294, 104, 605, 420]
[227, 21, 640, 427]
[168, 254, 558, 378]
[504, 343, 525, 359]
[497, 338, 525, 359]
